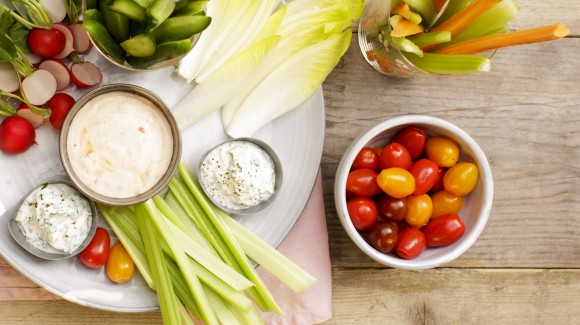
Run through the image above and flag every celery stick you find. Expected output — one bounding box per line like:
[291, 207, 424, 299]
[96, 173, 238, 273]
[407, 31, 451, 46]
[402, 0, 437, 28]
[389, 15, 403, 29]
[175, 163, 283, 314]
[135, 204, 181, 325]
[217, 210, 316, 293]
[405, 52, 490, 74]
[154, 195, 255, 292]
[442, 0, 519, 46]
[206, 290, 241, 325]
[408, 12, 423, 25]
[394, 37, 424, 57]
[433, 0, 472, 28]
[178, 303, 195, 325]
[142, 200, 219, 325]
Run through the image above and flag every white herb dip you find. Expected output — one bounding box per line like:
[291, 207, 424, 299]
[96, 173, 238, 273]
[15, 183, 92, 253]
[200, 141, 276, 211]
[66, 91, 173, 199]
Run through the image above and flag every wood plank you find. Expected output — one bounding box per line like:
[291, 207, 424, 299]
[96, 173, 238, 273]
[322, 36, 580, 268]
[321, 268, 580, 324]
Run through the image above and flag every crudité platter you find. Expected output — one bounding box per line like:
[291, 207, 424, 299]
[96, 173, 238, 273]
[0, 45, 326, 311]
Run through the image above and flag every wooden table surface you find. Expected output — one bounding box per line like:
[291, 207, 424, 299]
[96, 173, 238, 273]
[2, 1, 580, 324]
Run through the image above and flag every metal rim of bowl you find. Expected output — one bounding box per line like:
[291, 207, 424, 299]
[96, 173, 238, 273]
[59, 83, 182, 206]
[196, 137, 284, 216]
[8, 179, 98, 260]
[334, 115, 494, 269]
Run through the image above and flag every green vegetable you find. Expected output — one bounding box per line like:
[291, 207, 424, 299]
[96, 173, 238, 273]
[120, 33, 156, 57]
[407, 31, 451, 46]
[394, 37, 423, 57]
[173, 0, 206, 16]
[146, 0, 175, 28]
[125, 38, 191, 68]
[433, 0, 472, 28]
[405, 52, 491, 75]
[401, 0, 437, 28]
[100, 0, 130, 41]
[150, 15, 211, 43]
[108, 0, 146, 22]
[82, 19, 126, 63]
[83, 8, 104, 22]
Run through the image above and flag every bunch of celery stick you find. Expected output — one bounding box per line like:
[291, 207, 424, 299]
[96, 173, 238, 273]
[99, 162, 316, 325]
[373, 0, 569, 75]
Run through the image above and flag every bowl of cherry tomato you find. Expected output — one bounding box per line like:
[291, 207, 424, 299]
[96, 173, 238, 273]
[334, 115, 493, 269]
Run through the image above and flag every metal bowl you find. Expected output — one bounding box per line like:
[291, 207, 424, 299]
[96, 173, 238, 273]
[59, 84, 182, 206]
[8, 180, 98, 260]
[197, 137, 283, 215]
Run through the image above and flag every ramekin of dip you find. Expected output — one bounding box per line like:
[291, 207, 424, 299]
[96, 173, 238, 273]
[197, 138, 283, 215]
[8, 180, 98, 260]
[59, 84, 181, 206]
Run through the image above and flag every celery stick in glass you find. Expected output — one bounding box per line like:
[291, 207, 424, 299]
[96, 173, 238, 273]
[402, 0, 437, 28]
[407, 31, 451, 46]
[394, 37, 424, 57]
[433, 0, 472, 28]
[405, 52, 490, 75]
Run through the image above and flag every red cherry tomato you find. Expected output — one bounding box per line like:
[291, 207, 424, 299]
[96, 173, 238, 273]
[377, 195, 407, 222]
[366, 221, 398, 253]
[347, 197, 378, 230]
[396, 228, 426, 260]
[376, 167, 415, 198]
[346, 169, 382, 196]
[405, 194, 433, 228]
[423, 214, 465, 247]
[379, 143, 411, 170]
[431, 190, 464, 219]
[408, 159, 440, 195]
[430, 167, 447, 193]
[106, 242, 135, 283]
[425, 137, 459, 168]
[443, 162, 479, 196]
[352, 147, 380, 171]
[393, 126, 426, 161]
[79, 227, 110, 269]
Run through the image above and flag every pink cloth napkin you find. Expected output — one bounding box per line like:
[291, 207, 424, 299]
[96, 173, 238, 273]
[257, 171, 332, 325]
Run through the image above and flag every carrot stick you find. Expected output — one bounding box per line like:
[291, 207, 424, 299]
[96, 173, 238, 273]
[434, 24, 570, 55]
[422, 0, 500, 51]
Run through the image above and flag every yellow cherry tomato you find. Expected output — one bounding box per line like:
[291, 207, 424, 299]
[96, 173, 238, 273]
[376, 168, 415, 198]
[106, 242, 135, 284]
[443, 162, 479, 196]
[431, 190, 464, 219]
[425, 137, 460, 168]
[405, 194, 433, 228]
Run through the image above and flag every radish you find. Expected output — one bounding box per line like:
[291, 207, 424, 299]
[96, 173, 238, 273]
[17, 104, 45, 128]
[70, 62, 102, 88]
[0, 116, 37, 154]
[52, 23, 75, 59]
[28, 27, 66, 58]
[40, 0, 67, 23]
[47, 93, 75, 130]
[38, 59, 71, 90]
[0, 62, 19, 93]
[70, 23, 91, 53]
[24, 52, 43, 65]
[21, 70, 57, 105]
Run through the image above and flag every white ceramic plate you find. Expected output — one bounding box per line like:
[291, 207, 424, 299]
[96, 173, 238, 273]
[0, 49, 325, 312]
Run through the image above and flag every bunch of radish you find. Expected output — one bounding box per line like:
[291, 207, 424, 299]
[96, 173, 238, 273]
[0, 0, 104, 155]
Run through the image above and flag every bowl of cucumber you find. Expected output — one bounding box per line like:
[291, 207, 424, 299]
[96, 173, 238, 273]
[82, 0, 211, 70]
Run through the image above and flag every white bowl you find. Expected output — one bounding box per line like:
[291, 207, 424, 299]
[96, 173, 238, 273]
[334, 115, 493, 269]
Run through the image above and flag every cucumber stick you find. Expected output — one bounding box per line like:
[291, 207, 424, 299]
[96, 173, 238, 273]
[146, 0, 176, 28]
[100, 0, 130, 41]
[151, 15, 211, 43]
[121, 33, 156, 57]
[108, 0, 146, 22]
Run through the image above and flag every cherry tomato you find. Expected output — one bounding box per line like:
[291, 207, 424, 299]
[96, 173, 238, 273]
[396, 228, 426, 259]
[106, 242, 135, 284]
[431, 190, 464, 219]
[423, 214, 465, 247]
[378, 143, 411, 170]
[347, 197, 378, 230]
[346, 169, 382, 196]
[424, 137, 460, 167]
[443, 162, 479, 196]
[377, 195, 407, 222]
[408, 159, 439, 195]
[405, 194, 433, 228]
[79, 227, 110, 269]
[393, 126, 426, 161]
[376, 168, 415, 198]
[366, 221, 398, 253]
[430, 167, 447, 193]
[352, 147, 380, 171]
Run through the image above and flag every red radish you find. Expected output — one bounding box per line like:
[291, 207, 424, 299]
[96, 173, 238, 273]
[52, 23, 75, 59]
[38, 59, 71, 90]
[0, 62, 19, 93]
[40, 0, 67, 23]
[0, 116, 36, 154]
[28, 27, 66, 58]
[24, 52, 42, 65]
[70, 23, 91, 53]
[16, 104, 45, 128]
[47, 93, 75, 130]
[21, 70, 57, 105]
[70, 62, 102, 88]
